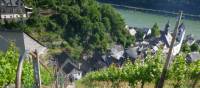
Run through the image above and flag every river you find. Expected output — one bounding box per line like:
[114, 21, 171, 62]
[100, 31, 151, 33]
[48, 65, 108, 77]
[115, 7, 200, 39]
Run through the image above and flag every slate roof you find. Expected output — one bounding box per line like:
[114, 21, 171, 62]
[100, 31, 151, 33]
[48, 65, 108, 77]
[186, 34, 196, 46]
[0, 31, 47, 55]
[126, 47, 138, 59]
[63, 63, 80, 74]
[161, 31, 172, 47]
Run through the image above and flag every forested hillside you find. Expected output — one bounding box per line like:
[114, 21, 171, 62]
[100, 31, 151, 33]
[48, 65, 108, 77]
[0, 0, 135, 59]
[98, 0, 200, 15]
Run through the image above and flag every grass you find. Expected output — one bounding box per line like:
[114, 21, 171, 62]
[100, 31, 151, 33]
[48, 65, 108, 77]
[76, 80, 200, 88]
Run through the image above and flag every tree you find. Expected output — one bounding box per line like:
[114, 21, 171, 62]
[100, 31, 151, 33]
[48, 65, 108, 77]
[190, 43, 199, 52]
[1, 0, 135, 60]
[151, 23, 160, 37]
[181, 43, 191, 53]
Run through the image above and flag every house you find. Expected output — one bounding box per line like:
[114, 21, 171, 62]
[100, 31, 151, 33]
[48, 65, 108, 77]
[186, 52, 200, 63]
[0, 31, 47, 55]
[110, 44, 124, 60]
[144, 28, 152, 36]
[64, 63, 82, 80]
[129, 27, 137, 36]
[186, 34, 196, 46]
[151, 46, 159, 54]
[161, 22, 185, 56]
[143, 28, 151, 39]
[0, 0, 32, 20]
[125, 47, 138, 59]
[54, 52, 83, 80]
[126, 26, 137, 36]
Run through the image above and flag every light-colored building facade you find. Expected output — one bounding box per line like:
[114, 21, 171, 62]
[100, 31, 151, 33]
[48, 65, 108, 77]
[0, 0, 32, 20]
[162, 22, 185, 56]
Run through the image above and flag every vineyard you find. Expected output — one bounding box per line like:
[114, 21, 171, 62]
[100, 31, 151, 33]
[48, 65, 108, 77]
[0, 44, 53, 88]
[77, 50, 200, 88]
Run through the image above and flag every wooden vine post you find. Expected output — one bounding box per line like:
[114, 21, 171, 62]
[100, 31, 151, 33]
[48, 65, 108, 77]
[16, 50, 41, 88]
[157, 11, 183, 88]
[31, 50, 41, 88]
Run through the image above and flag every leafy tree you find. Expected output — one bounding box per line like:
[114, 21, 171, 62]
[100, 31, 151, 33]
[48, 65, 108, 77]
[102, 17, 111, 31]
[151, 23, 160, 37]
[182, 43, 191, 53]
[2, 0, 135, 60]
[190, 43, 199, 52]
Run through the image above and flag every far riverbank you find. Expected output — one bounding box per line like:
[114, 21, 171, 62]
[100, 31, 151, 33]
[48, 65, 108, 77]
[115, 7, 200, 39]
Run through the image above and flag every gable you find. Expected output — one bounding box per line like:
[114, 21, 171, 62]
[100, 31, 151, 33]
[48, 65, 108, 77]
[23, 33, 47, 55]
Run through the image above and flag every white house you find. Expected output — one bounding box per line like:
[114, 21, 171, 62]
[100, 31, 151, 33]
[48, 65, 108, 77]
[129, 28, 137, 36]
[0, 0, 32, 19]
[110, 44, 124, 60]
[162, 22, 185, 56]
[143, 28, 151, 39]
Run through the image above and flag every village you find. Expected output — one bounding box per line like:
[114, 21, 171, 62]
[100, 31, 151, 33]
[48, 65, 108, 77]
[0, 0, 200, 88]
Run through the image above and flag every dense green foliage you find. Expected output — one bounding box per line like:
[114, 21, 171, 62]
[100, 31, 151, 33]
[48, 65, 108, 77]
[79, 50, 200, 88]
[169, 55, 200, 88]
[0, 44, 19, 87]
[0, 0, 135, 60]
[151, 23, 160, 37]
[181, 43, 191, 53]
[0, 44, 53, 87]
[190, 43, 199, 52]
[169, 55, 188, 88]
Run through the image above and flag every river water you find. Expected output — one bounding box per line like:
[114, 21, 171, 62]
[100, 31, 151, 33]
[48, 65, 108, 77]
[116, 7, 200, 39]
